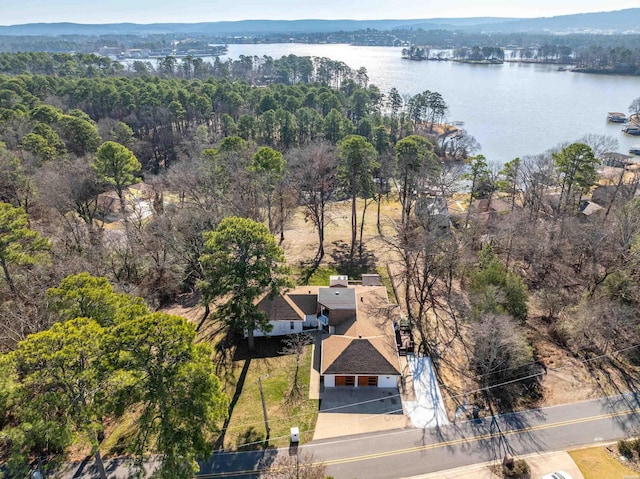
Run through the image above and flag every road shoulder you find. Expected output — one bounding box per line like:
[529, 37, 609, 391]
[400, 450, 585, 479]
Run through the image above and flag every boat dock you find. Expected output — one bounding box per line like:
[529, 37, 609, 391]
[608, 112, 627, 123]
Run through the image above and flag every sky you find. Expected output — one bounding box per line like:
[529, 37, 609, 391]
[1, 0, 638, 25]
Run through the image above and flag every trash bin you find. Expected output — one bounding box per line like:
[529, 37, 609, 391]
[290, 427, 300, 443]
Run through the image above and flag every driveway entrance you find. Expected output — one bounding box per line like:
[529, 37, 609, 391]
[313, 387, 410, 440]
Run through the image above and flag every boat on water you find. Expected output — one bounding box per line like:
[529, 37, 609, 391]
[608, 112, 627, 123]
[623, 126, 640, 136]
[630, 145, 640, 155]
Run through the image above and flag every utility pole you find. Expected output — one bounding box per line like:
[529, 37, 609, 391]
[257, 376, 270, 443]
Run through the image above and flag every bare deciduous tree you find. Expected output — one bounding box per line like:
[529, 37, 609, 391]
[576, 133, 619, 159]
[260, 452, 327, 479]
[281, 333, 312, 400]
[471, 314, 534, 389]
[288, 141, 337, 262]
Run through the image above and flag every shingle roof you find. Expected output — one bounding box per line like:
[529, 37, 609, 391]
[256, 294, 305, 322]
[323, 337, 400, 375]
[321, 285, 401, 376]
[259, 283, 401, 377]
[287, 293, 319, 316]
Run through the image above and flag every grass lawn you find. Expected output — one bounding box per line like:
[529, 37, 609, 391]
[306, 265, 340, 286]
[101, 409, 140, 457]
[569, 446, 639, 479]
[220, 338, 318, 450]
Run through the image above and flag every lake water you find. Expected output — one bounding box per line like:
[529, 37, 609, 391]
[219, 43, 640, 163]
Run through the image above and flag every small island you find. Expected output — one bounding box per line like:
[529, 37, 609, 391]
[402, 45, 504, 64]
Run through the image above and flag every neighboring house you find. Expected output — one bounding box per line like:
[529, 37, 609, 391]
[579, 200, 604, 217]
[472, 198, 511, 214]
[414, 195, 451, 230]
[601, 152, 633, 169]
[470, 198, 514, 226]
[128, 182, 155, 201]
[96, 191, 122, 216]
[96, 182, 159, 222]
[591, 184, 639, 208]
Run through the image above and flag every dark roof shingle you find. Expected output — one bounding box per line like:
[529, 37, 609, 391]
[323, 338, 400, 375]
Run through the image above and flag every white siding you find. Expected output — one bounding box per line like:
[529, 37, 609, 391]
[251, 320, 303, 337]
[303, 314, 318, 328]
[324, 375, 336, 387]
[378, 375, 398, 388]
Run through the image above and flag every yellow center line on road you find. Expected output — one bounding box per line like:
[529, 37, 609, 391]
[321, 407, 639, 466]
[196, 407, 640, 477]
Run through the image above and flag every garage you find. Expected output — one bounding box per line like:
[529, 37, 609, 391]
[335, 375, 355, 386]
[358, 376, 379, 387]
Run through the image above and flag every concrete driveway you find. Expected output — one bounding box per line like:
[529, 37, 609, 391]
[313, 388, 411, 440]
[319, 387, 403, 414]
[311, 354, 451, 439]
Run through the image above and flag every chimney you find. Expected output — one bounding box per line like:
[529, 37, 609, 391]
[362, 274, 381, 286]
[329, 275, 348, 287]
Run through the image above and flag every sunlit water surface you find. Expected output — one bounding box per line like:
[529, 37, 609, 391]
[216, 43, 640, 163]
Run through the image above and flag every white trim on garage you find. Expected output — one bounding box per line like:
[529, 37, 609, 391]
[323, 374, 399, 388]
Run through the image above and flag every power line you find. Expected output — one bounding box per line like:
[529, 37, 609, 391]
[154, 337, 600, 440]
[219, 342, 640, 451]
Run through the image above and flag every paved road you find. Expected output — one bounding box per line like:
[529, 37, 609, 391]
[307, 392, 640, 479]
[63, 392, 640, 479]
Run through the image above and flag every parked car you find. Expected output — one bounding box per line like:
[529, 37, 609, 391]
[539, 472, 573, 479]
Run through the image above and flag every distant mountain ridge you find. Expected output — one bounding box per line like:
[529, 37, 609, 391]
[0, 9, 638, 36]
[0, 19, 514, 36]
[477, 8, 640, 33]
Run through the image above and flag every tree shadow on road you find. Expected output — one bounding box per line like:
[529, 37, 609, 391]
[430, 394, 548, 466]
[584, 354, 640, 433]
[199, 448, 278, 479]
